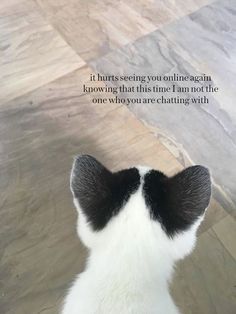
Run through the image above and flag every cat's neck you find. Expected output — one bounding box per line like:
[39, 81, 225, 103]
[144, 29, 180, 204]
[79, 189, 179, 290]
[86, 238, 175, 292]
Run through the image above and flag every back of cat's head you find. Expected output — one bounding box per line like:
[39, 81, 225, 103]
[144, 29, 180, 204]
[70, 154, 211, 261]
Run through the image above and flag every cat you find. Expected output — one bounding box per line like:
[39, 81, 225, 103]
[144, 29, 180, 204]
[62, 155, 211, 314]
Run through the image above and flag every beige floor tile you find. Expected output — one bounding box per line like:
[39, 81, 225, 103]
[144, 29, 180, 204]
[171, 227, 236, 314]
[213, 215, 236, 260]
[0, 0, 85, 104]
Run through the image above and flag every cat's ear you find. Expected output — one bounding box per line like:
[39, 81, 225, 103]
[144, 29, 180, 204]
[70, 155, 113, 226]
[70, 155, 140, 231]
[165, 165, 211, 233]
[169, 165, 211, 214]
[144, 165, 211, 236]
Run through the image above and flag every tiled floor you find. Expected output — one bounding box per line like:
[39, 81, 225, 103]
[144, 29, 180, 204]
[0, 1, 235, 314]
[91, 0, 236, 213]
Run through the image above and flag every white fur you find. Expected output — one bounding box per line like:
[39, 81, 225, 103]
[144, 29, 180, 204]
[62, 167, 205, 314]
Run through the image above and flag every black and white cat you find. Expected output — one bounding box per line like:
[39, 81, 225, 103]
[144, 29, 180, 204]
[62, 155, 211, 314]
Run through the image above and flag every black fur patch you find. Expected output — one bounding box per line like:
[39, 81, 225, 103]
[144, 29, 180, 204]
[71, 155, 140, 231]
[143, 166, 211, 237]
